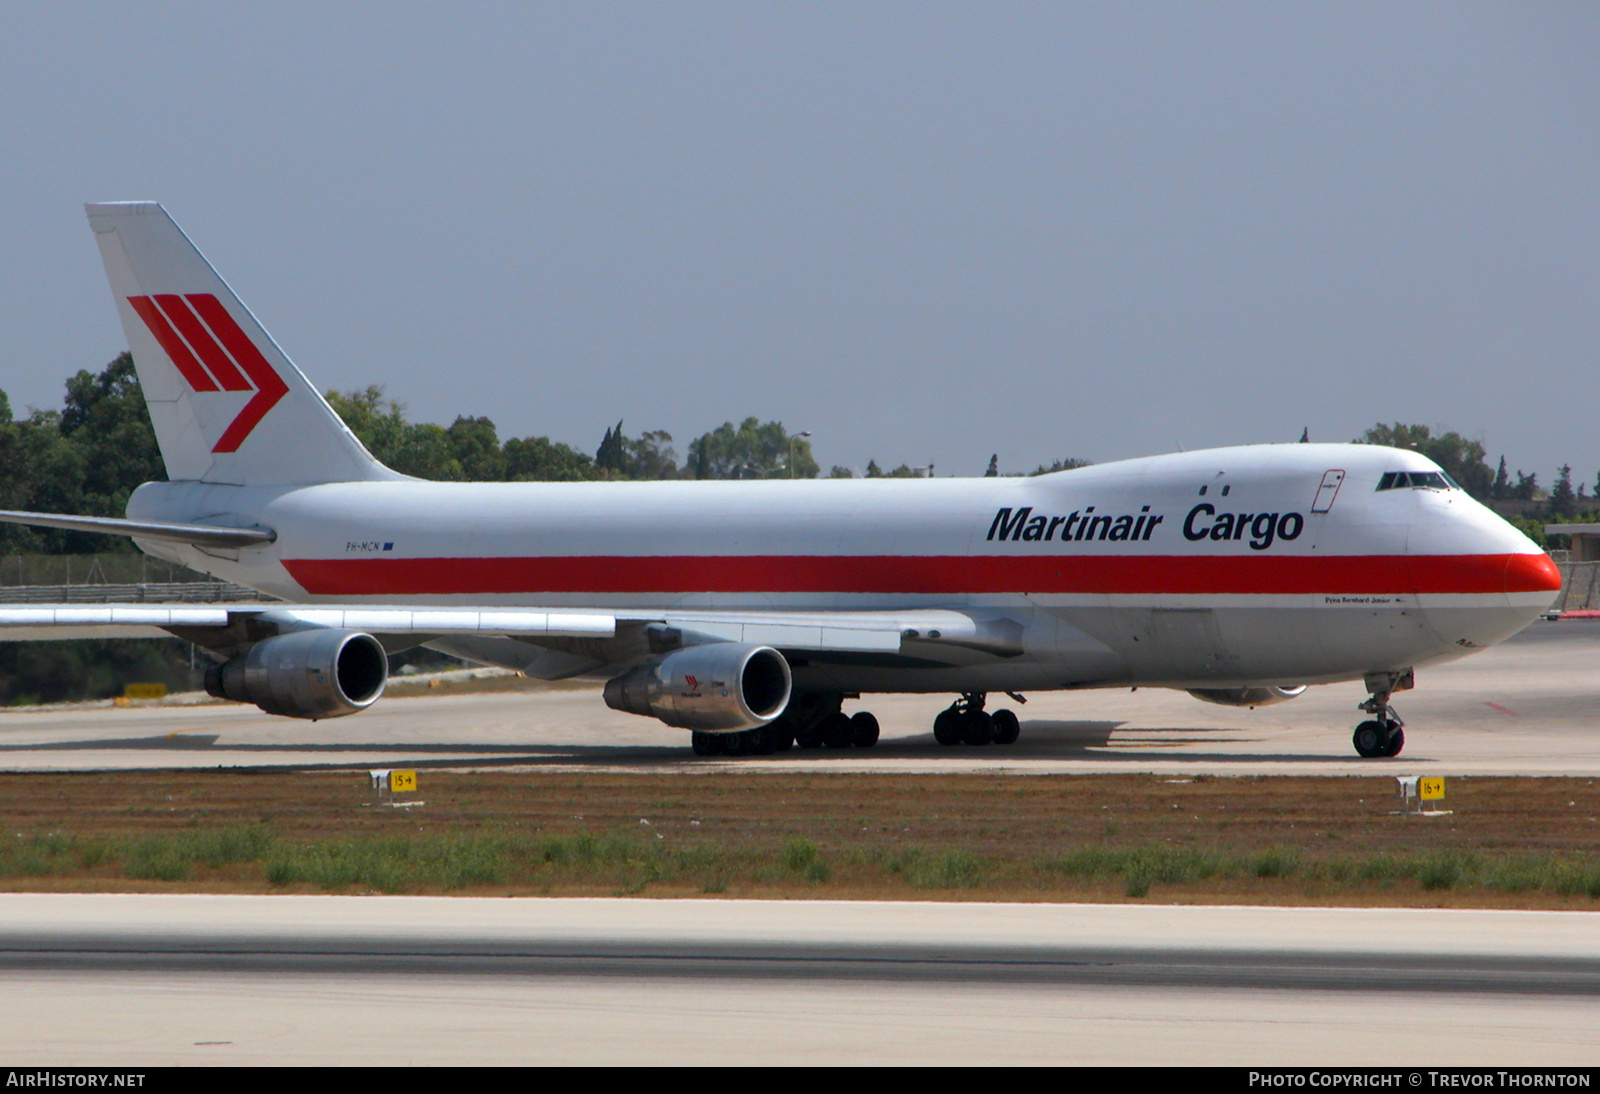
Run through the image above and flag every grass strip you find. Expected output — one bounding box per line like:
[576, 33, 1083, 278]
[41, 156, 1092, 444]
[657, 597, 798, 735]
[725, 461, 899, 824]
[1, 826, 1599, 904]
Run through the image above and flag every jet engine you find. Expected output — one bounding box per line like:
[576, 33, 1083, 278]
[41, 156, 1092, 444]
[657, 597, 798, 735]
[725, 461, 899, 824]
[1187, 685, 1307, 708]
[603, 643, 792, 731]
[205, 629, 388, 719]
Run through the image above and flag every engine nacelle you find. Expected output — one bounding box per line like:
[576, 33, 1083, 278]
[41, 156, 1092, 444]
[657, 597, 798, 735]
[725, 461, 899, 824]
[1188, 685, 1307, 708]
[205, 629, 388, 719]
[603, 643, 792, 731]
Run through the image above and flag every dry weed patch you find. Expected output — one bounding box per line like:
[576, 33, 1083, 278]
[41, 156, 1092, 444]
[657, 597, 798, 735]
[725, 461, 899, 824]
[0, 771, 1594, 906]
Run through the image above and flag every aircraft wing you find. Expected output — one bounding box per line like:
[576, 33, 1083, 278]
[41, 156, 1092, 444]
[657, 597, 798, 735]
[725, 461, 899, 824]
[0, 605, 614, 644]
[0, 604, 1020, 657]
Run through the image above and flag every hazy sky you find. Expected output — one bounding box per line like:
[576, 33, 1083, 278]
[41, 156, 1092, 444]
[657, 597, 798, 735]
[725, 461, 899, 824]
[3, 3, 1596, 480]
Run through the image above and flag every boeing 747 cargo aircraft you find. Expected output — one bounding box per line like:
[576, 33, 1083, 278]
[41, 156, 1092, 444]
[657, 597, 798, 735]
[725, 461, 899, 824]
[0, 203, 1562, 758]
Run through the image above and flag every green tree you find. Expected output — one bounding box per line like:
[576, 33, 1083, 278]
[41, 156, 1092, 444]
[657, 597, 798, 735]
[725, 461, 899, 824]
[1551, 465, 1576, 517]
[326, 387, 421, 472]
[595, 421, 679, 479]
[0, 410, 86, 552]
[1513, 470, 1540, 501]
[503, 435, 599, 481]
[447, 416, 507, 482]
[622, 430, 679, 479]
[325, 387, 464, 479]
[0, 354, 165, 553]
[686, 418, 818, 479]
[595, 420, 629, 476]
[60, 353, 165, 519]
[1032, 458, 1093, 475]
[1492, 457, 1510, 500]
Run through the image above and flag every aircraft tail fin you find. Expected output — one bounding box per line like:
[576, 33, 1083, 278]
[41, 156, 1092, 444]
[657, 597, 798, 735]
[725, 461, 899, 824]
[85, 202, 401, 486]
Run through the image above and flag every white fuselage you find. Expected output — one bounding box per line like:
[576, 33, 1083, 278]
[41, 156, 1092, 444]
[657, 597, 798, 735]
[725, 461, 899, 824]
[127, 443, 1560, 696]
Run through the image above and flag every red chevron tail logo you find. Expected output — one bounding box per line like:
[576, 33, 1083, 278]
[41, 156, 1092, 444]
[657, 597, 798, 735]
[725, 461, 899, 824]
[126, 293, 289, 453]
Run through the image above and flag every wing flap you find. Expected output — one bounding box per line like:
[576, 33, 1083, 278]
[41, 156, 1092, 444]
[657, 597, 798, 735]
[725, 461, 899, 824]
[659, 609, 1012, 654]
[0, 606, 234, 641]
[668, 618, 903, 652]
[268, 608, 616, 638]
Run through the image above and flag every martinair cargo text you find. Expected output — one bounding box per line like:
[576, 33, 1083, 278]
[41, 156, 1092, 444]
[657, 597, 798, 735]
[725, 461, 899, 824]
[0, 204, 1562, 758]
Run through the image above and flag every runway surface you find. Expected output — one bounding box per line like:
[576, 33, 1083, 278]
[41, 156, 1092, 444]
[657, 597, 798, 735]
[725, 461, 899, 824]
[4, 894, 1598, 1065]
[5, 628, 1600, 1066]
[2, 618, 1598, 775]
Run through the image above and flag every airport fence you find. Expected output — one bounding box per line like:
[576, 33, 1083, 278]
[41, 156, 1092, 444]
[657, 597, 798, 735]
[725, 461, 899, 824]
[0, 553, 268, 605]
[1555, 561, 1600, 613]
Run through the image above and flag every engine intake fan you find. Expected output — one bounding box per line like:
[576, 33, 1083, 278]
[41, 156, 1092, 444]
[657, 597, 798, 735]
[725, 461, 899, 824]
[206, 629, 388, 719]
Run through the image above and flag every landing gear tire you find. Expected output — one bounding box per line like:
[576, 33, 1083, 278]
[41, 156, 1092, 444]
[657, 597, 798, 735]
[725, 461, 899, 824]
[821, 712, 854, 748]
[850, 711, 880, 748]
[961, 710, 994, 746]
[935, 693, 1002, 747]
[990, 709, 1021, 746]
[1353, 720, 1404, 759]
[721, 730, 750, 757]
[691, 731, 720, 756]
[1352, 720, 1387, 758]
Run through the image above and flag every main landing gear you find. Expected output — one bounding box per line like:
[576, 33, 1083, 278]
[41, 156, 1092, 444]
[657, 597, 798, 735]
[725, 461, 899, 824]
[932, 692, 1023, 747]
[1351, 670, 1412, 759]
[688, 692, 1028, 757]
[690, 694, 881, 757]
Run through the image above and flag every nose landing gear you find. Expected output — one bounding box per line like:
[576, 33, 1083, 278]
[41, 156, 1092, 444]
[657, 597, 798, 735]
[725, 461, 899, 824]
[1352, 670, 1412, 758]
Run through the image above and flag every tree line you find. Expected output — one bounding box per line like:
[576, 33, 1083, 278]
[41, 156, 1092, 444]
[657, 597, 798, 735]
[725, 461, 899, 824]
[325, 386, 957, 483]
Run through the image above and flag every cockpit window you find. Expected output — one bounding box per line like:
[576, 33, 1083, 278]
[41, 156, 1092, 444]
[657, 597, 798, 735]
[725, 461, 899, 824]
[1376, 471, 1454, 491]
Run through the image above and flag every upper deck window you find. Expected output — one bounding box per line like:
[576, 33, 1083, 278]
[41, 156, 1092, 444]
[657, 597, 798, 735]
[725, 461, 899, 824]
[1376, 470, 1456, 491]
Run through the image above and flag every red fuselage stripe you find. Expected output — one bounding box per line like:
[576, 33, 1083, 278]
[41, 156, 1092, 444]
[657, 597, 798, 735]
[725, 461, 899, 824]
[280, 552, 1561, 597]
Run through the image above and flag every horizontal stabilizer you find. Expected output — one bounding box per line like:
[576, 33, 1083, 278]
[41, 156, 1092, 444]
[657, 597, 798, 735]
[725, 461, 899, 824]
[0, 509, 274, 548]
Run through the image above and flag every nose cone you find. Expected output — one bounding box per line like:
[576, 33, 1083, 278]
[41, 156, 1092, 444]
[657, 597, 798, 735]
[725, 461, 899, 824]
[1507, 552, 1563, 599]
[1414, 495, 1562, 654]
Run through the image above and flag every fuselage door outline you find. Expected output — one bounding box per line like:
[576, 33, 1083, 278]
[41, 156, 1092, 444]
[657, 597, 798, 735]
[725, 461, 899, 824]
[1311, 469, 1346, 514]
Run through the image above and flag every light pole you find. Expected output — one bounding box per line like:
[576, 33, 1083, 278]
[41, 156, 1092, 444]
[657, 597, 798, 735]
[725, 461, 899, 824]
[788, 430, 812, 479]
